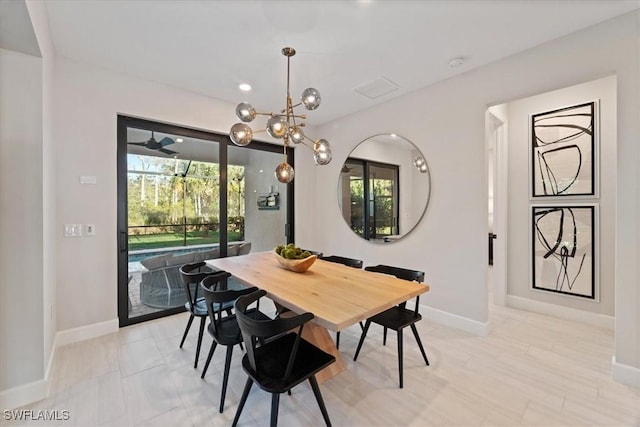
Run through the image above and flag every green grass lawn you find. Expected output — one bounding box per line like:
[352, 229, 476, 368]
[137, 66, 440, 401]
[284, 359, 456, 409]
[128, 231, 242, 251]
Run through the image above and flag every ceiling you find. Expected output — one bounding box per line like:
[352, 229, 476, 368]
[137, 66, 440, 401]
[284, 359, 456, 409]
[44, 0, 638, 126]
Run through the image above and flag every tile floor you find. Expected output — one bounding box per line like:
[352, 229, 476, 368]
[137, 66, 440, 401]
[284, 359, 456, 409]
[4, 300, 639, 426]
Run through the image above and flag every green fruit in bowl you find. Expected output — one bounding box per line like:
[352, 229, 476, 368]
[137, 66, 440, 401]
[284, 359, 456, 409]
[300, 250, 311, 259]
[283, 248, 297, 259]
[275, 244, 312, 259]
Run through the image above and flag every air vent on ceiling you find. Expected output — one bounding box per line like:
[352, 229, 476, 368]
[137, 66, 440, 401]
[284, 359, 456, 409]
[354, 77, 399, 100]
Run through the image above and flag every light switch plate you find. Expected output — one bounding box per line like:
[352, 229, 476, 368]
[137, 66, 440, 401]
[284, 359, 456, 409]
[86, 224, 95, 236]
[64, 224, 82, 237]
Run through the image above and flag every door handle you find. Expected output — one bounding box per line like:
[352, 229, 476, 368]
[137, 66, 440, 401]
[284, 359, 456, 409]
[120, 231, 128, 253]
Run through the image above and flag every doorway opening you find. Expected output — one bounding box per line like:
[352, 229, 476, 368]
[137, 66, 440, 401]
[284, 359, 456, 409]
[486, 107, 507, 306]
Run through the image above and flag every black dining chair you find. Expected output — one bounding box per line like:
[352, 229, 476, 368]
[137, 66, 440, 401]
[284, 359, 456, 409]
[178, 262, 229, 369]
[319, 255, 363, 269]
[200, 271, 271, 413]
[232, 290, 335, 427]
[353, 264, 429, 388]
[302, 249, 324, 257]
[319, 255, 364, 349]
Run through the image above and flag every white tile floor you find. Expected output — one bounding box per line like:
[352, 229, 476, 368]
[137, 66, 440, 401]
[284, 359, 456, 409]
[5, 300, 640, 426]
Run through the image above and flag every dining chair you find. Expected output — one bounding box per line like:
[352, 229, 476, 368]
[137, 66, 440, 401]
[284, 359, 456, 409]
[178, 261, 226, 369]
[353, 264, 429, 388]
[319, 255, 363, 269]
[232, 290, 335, 427]
[199, 271, 271, 413]
[318, 254, 364, 349]
[302, 249, 324, 257]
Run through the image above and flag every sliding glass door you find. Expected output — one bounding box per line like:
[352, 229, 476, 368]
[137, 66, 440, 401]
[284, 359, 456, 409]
[339, 158, 399, 241]
[117, 116, 294, 326]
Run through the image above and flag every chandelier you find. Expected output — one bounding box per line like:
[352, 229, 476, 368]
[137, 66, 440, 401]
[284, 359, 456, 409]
[229, 47, 332, 183]
[414, 156, 428, 173]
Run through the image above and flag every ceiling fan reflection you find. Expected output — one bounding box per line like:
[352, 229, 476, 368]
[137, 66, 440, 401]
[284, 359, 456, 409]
[127, 131, 178, 155]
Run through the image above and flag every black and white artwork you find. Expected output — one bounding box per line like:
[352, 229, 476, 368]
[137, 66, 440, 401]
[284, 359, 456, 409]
[532, 205, 595, 299]
[531, 101, 596, 197]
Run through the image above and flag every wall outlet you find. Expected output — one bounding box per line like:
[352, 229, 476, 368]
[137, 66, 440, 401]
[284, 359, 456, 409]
[86, 224, 95, 236]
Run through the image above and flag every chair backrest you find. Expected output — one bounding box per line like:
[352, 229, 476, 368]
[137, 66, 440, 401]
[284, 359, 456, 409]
[235, 290, 314, 381]
[200, 271, 258, 338]
[303, 249, 324, 257]
[179, 261, 212, 306]
[364, 265, 425, 313]
[364, 264, 425, 283]
[319, 255, 363, 269]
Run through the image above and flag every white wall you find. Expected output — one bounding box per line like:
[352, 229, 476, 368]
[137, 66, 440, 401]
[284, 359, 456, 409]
[0, 0, 56, 407]
[242, 149, 289, 252]
[314, 11, 639, 374]
[505, 76, 616, 316]
[0, 48, 44, 390]
[26, 0, 57, 389]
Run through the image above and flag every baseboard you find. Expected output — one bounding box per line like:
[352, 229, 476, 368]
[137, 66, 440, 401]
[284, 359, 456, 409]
[612, 357, 640, 388]
[0, 378, 48, 411]
[1, 320, 119, 410]
[506, 295, 614, 330]
[44, 335, 58, 395]
[422, 305, 490, 336]
[55, 318, 119, 347]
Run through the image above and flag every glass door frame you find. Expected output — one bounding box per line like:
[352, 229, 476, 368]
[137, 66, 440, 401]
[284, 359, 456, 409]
[117, 115, 295, 327]
[343, 157, 399, 241]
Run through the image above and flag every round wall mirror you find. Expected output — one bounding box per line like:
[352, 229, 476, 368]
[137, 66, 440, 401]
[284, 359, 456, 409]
[337, 134, 431, 243]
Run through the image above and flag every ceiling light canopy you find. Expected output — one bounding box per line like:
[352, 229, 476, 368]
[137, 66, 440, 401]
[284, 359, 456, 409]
[229, 47, 332, 183]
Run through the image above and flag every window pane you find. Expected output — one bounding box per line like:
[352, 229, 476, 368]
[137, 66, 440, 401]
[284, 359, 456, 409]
[369, 163, 398, 239]
[228, 145, 288, 251]
[339, 160, 365, 237]
[126, 128, 220, 318]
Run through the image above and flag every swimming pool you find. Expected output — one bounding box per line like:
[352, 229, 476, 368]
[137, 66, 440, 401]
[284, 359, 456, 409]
[128, 244, 220, 263]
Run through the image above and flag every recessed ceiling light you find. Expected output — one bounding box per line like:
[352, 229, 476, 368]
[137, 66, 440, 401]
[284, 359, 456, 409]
[448, 57, 465, 68]
[239, 83, 252, 92]
[176, 138, 184, 143]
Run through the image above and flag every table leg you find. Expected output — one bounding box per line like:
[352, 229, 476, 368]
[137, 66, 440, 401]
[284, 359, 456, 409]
[274, 302, 346, 383]
[300, 322, 346, 384]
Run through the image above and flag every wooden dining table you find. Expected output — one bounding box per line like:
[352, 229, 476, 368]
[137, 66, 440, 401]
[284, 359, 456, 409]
[206, 251, 429, 382]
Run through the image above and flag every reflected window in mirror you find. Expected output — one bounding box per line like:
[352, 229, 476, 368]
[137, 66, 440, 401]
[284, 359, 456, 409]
[337, 134, 430, 243]
[341, 159, 399, 240]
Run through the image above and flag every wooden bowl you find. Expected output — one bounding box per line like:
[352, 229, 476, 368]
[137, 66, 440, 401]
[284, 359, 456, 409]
[274, 251, 317, 273]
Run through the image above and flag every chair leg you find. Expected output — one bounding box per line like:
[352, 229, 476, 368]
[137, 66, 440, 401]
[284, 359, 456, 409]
[231, 377, 253, 427]
[309, 376, 332, 427]
[194, 316, 206, 369]
[201, 341, 217, 379]
[270, 393, 280, 427]
[336, 331, 340, 350]
[410, 323, 429, 366]
[219, 345, 234, 413]
[383, 327, 388, 346]
[179, 314, 194, 348]
[397, 329, 404, 389]
[353, 320, 371, 361]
